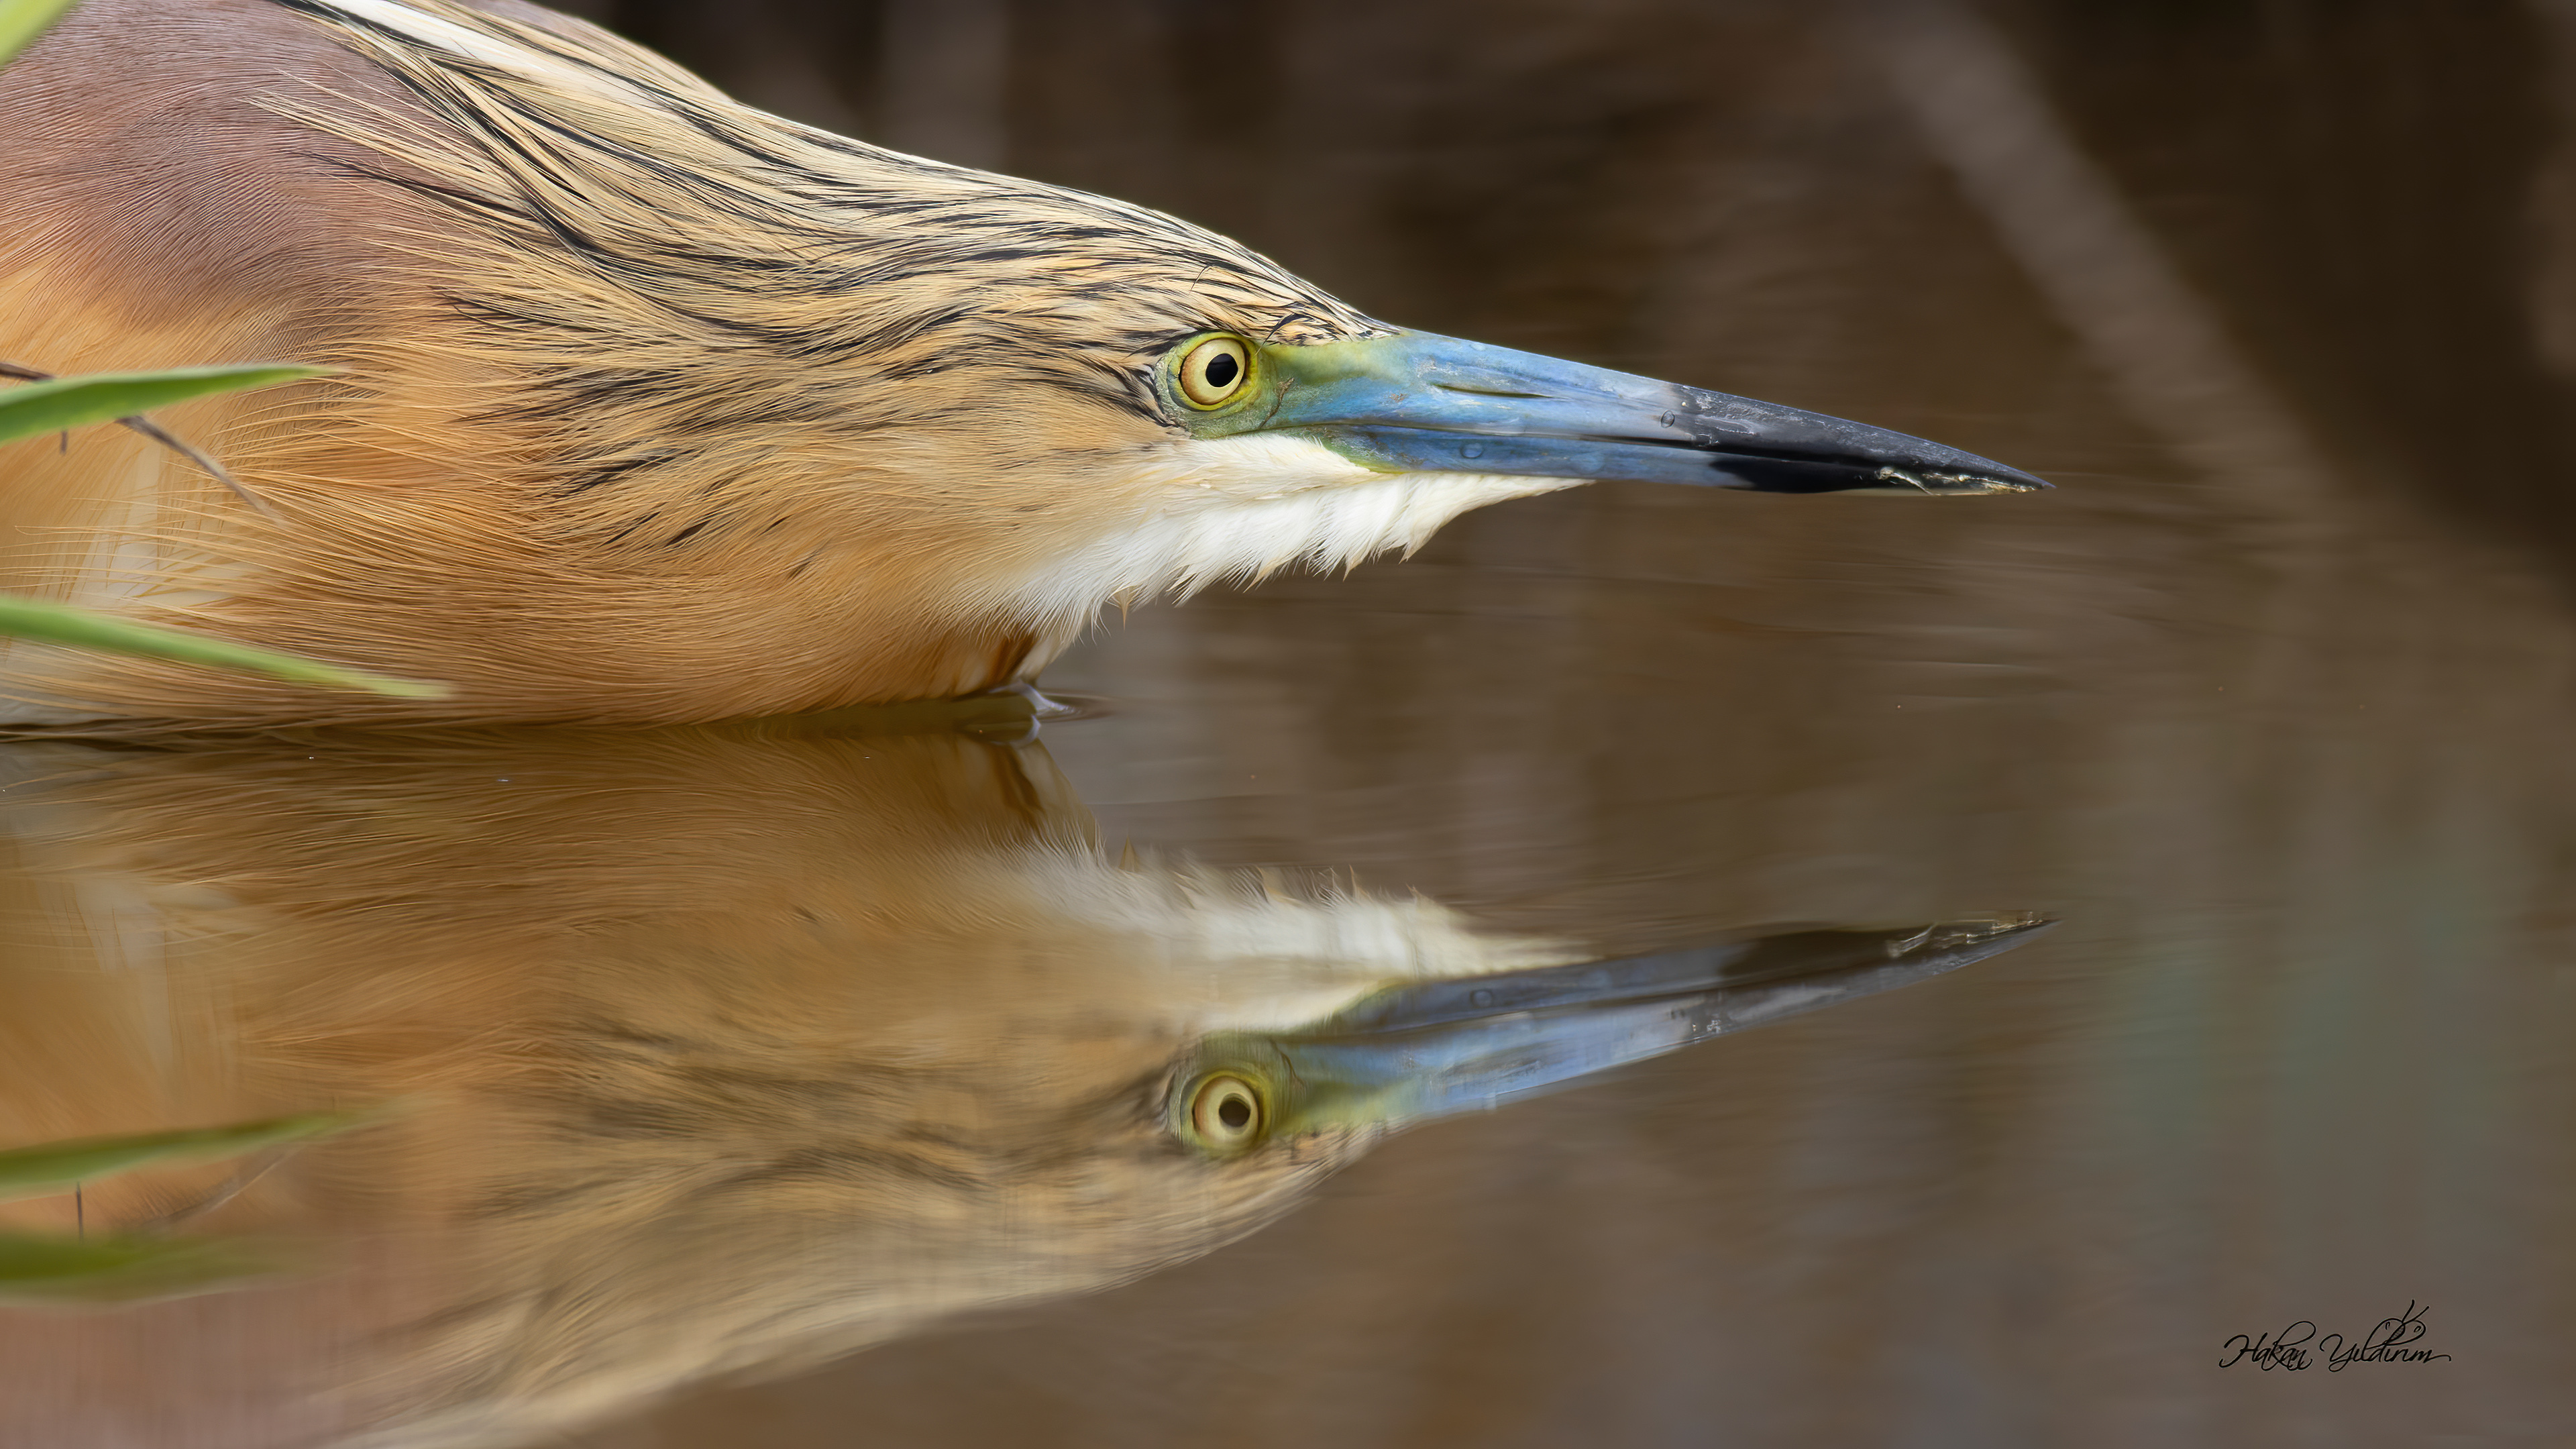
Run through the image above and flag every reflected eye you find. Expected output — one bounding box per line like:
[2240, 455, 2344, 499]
[1184, 1072, 1267, 1154]
[1176, 336, 1252, 408]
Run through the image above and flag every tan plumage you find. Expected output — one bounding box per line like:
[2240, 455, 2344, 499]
[0, 0, 1500, 725]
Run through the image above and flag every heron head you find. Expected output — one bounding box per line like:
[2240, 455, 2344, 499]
[285, 0, 2047, 648]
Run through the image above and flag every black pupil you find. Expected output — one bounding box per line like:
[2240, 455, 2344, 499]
[1203, 352, 1240, 389]
[1216, 1094, 1252, 1130]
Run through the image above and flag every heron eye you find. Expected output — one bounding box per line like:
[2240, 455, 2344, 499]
[1177, 336, 1252, 408]
[1185, 1072, 1267, 1153]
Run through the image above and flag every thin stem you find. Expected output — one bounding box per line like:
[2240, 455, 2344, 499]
[0, 360, 280, 517]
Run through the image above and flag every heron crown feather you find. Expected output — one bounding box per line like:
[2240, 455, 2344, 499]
[273, 0, 1385, 489]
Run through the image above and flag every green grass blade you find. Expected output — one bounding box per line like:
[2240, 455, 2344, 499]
[0, 594, 450, 698]
[0, 1111, 373, 1202]
[0, 1232, 292, 1304]
[0, 0, 81, 67]
[0, 365, 329, 445]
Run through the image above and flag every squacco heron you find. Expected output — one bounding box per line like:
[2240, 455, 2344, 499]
[0, 0, 2045, 727]
[0, 726, 2045, 1446]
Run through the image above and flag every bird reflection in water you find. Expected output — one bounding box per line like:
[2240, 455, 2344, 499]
[0, 727, 2043, 1447]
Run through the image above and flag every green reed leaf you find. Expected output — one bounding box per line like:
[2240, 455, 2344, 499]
[0, 0, 81, 68]
[0, 365, 329, 446]
[0, 1111, 373, 1202]
[0, 1232, 292, 1304]
[0, 594, 451, 698]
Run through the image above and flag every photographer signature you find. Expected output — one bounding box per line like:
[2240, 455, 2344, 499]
[2220, 1301, 2452, 1371]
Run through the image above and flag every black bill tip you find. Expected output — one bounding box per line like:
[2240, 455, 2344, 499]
[1662, 384, 2053, 495]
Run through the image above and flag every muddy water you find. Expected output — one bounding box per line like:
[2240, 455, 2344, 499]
[8, 1, 2576, 1446]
